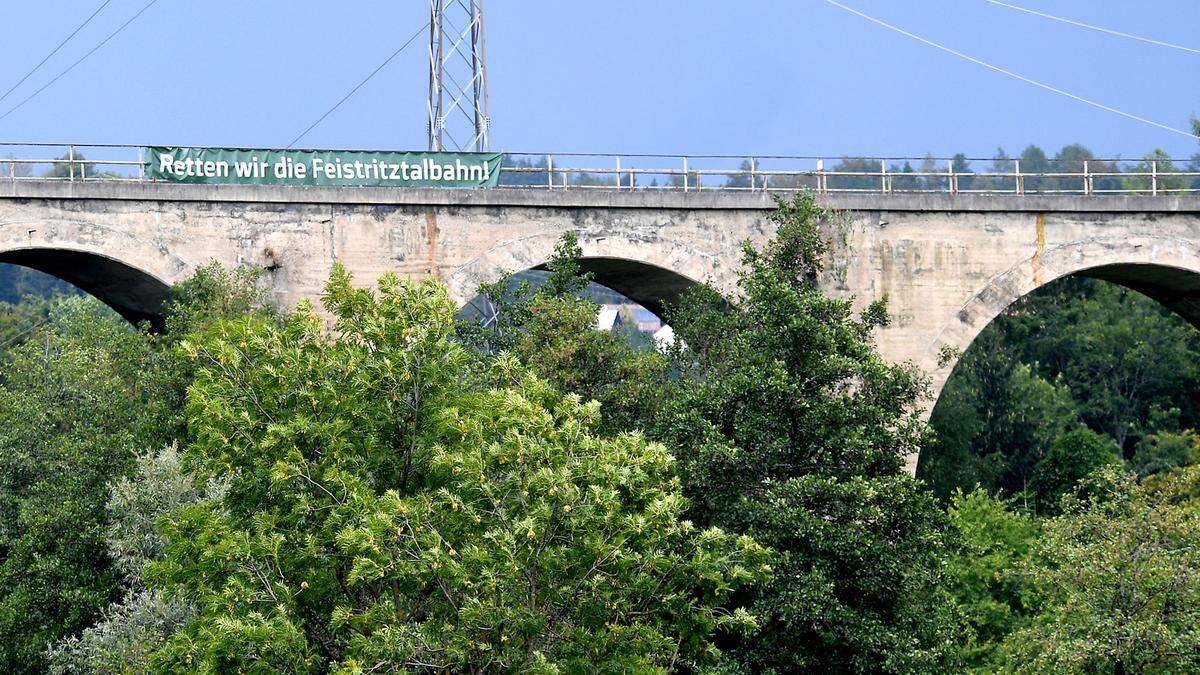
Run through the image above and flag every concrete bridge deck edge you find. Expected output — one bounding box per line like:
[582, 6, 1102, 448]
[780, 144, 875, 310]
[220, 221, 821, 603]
[5, 180, 1200, 213]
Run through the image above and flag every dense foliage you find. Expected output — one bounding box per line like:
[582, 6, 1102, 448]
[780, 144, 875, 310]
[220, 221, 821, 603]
[1007, 466, 1200, 673]
[652, 196, 962, 672]
[0, 264, 266, 673]
[0, 299, 178, 672]
[47, 445, 214, 674]
[947, 466, 1200, 673]
[469, 195, 965, 671]
[0, 264, 80, 306]
[446, 186, 1200, 672]
[458, 232, 669, 435]
[147, 266, 766, 672]
[945, 489, 1038, 667]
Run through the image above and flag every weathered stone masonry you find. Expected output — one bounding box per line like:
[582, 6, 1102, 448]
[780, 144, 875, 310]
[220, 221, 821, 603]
[5, 180, 1200, 472]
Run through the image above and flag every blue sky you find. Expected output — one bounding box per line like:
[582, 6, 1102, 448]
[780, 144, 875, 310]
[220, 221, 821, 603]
[0, 0, 1197, 159]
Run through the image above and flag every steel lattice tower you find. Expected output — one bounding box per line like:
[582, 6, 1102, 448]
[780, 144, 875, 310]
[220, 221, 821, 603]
[427, 0, 490, 152]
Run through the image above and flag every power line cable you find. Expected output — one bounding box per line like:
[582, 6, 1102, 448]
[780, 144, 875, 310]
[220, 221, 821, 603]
[981, 0, 1200, 54]
[0, 0, 114, 106]
[0, 316, 50, 352]
[820, 0, 1196, 139]
[0, 0, 160, 124]
[286, 21, 429, 149]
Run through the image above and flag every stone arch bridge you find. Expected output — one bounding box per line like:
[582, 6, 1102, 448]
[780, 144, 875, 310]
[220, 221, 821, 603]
[5, 180, 1200, 472]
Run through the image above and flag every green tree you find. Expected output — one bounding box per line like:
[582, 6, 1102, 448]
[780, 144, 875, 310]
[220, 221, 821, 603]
[456, 233, 591, 356]
[826, 156, 883, 191]
[0, 263, 81, 305]
[1124, 148, 1189, 194]
[724, 159, 754, 189]
[0, 294, 57, 348]
[976, 147, 1012, 192]
[946, 489, 1038, 669]
[150, 267, 767, 672]
[1047, 143, 1123, 193]
[888, 160, 920, 191]
[921, 340, 1081, 501]
[917, 153, 943, 191]
[498, 155, 549, 188]
[48, 589, 197, 675]
[1051, 143, 1089, 193]
[924, 275, 1200, 500]
[1003, 466, 1200, 673]
[43, 152, 96, 179]
[460, 232, 669, 434]
[0, 263, 270, 673]
[1130, 429, 1200, 478]
[951, 152, 975, 191]
[1020, 280, 1199, 450]
[666, 167, 701, 189]
[0, 299, 176, 673]
[46, 445, 218, 674]
[513, 295, 668, 434]
[1030, 428, 1120, 515]
[654, 194, 963, 672]
[1019, 145, 1051, 192]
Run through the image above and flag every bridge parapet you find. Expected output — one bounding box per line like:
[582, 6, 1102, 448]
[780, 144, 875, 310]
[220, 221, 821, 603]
[3, 142, 1199, 197]
[8, 178, 1200, 213]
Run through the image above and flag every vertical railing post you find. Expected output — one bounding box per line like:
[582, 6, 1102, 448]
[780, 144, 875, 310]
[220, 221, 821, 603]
[948, 159, 956, 195]
[614, 156, 621, 191]
[546, 154, 553, 190]
[816, 158, 825, 194]
[682, 157, 689, 192]
[1015, 159, 1023, 195]
[68, 145, 75, 181]
[881, 159, 888, 193]
[137, 146, 145, 180]
[749, 157, 757, 191]
[1083, 160, 1091, 195]
[1152, 160, 1158, 196]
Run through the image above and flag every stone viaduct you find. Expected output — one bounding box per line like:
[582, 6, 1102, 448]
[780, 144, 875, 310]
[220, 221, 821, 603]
[4, 179, 1200, 472]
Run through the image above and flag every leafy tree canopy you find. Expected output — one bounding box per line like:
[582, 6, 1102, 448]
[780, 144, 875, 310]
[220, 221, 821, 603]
[1030, 429, 1121, 515]
[1004, 466, 1200, 674]
[0, 263, 271, 673]
[653, 194, 963, 672]
[150, 266, 768, 672]
[460, 232, 669, 435]
[945, 489, 1038, 669]
[0, 299, 175, 673]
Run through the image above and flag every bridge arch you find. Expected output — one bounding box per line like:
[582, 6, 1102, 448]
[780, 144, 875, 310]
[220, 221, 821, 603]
[444, 230, 735, 316]
[0, 220, 193, 326]
[914, 234, 1200, 472]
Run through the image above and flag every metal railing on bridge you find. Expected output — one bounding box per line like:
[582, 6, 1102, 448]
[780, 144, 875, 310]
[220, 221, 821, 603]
[3, 142, 1200, 196]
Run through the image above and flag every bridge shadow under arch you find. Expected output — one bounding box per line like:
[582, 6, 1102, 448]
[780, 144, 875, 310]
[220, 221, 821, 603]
[457, 255, 714, 337]
[917, 256, 1200, 476]
[0, 249, 172, 327]
[530, 256, 701, 319]
[928, 261, 1200, 402]
[1076, 263, 1200, 328]
[921, 231, 1200, 413]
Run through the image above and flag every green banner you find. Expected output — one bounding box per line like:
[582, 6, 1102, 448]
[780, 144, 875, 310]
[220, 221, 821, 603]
[144, 147, 502, 188]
